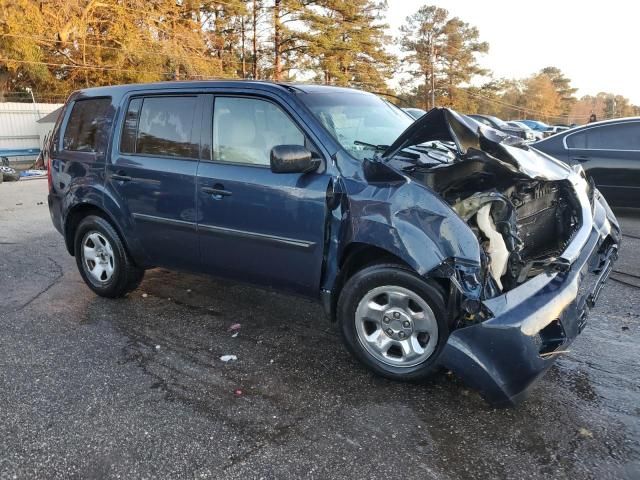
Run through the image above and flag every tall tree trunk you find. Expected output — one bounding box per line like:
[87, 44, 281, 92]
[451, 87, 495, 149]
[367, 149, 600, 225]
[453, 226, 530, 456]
[274, 0, 282, 81]
[0, 69, 8, 102]
[241, 17, 246, 78]
[252, 0, 259, 79]
[82, 33, 88, 87]
[424, 71, 430, 110]
[171, 18, 180, 80]
[430, 41, 435, 109]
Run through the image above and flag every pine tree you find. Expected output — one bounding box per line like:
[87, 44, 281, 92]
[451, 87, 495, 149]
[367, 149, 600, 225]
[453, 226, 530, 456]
[399, 5, 448, 110]
[266, 0, 309, 81]
[303, 0, 395, 91]
[540, 66, 577, 116]
[399, 5, 487, 110]
[439, 17, 488, 108]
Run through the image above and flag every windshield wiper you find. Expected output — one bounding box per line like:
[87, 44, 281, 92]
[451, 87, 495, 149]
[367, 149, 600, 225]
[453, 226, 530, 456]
[401, 145, 449, 164]
[354, 140, 389, 151]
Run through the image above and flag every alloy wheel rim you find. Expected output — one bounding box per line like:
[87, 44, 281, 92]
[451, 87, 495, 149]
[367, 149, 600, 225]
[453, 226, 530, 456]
[82, 231, 115, 283]
[355, 285, 438, 368]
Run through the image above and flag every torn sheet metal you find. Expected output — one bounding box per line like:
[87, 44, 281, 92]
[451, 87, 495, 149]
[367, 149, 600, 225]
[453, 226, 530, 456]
[382, 107, 572, 181]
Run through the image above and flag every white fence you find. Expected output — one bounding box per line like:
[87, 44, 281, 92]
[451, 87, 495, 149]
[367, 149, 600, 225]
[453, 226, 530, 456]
[0, 102, 63, 152]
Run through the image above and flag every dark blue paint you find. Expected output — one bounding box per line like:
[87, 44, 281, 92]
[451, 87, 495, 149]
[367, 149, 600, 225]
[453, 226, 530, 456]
[441, 226, 618, 406]
[47, 81, 620, 407]
[196, 161, 330, 295]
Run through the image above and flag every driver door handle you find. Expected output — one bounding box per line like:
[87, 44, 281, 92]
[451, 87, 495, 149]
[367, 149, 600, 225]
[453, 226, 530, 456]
[202, 186, 232, 199]
[111, 171, 132, 182]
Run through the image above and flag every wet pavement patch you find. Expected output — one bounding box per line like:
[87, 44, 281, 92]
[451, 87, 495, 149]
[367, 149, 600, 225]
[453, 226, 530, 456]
[1, 181, 639, 479]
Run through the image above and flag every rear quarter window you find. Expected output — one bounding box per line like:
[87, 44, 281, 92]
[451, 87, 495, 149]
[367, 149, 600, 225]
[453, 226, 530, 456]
[62, 98, 112, 152]
[120, 96, 199, 159]
[567, 122, 640, 150]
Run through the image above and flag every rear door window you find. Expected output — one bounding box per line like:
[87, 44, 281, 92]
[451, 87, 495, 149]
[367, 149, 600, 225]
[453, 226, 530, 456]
[120, 96, 199, 159]
[567, 122, 640, 150]
[62, 98, 112, 152]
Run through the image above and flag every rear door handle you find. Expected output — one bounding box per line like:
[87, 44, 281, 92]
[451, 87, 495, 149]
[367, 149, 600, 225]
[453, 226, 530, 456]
[111, 171, 132, 182]
[202, 185, 232, 199]
[572, 155, 590, 162]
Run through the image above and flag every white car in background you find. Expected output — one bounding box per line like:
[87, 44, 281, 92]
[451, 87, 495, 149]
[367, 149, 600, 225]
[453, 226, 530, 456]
[507, 121, 544, 141]
[547, 125, 571, 136]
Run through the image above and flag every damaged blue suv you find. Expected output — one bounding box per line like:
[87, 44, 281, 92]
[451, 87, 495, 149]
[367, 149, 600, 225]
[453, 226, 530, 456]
[47, 82, 620, 406]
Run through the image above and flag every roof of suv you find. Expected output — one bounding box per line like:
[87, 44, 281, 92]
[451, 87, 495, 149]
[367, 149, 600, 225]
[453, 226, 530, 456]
[71, 80, 370, 98]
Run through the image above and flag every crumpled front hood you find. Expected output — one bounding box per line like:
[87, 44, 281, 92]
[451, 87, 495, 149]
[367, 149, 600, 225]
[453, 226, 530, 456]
[382, 108, 572, 181]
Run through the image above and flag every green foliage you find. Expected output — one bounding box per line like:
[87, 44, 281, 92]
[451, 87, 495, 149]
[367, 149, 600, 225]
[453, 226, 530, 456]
[0, 0, 249, 96]
[399, 5, 488, 110]
[303, 0, 394, 91]
[0, 0, 395, 94]
[0, 0, 637, 123]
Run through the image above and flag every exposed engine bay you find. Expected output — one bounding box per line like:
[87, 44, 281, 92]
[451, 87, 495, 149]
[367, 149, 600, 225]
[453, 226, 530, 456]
[381, 110, 582, 298]
[404, 154, 580, 296]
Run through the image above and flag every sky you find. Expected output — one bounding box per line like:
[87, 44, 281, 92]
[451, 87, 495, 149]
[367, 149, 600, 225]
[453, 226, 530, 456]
[385, 0, 640, 103]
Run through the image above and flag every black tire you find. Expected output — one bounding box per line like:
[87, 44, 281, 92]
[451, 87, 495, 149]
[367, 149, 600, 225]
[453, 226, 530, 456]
[337, 263, 448, 381]
[74, 215, 144, 298]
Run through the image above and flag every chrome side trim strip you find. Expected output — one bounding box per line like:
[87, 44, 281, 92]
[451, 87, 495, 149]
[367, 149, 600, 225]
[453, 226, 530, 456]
[132, 213, 196, 230]
[198, 223, 316, 250]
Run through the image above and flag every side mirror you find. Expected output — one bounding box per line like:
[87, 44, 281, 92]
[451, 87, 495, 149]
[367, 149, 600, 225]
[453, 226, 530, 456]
[270, 145, 320, 174]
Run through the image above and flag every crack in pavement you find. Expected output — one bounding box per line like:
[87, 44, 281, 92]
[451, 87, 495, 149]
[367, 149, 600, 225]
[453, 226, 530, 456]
[9, 256, 65, 313]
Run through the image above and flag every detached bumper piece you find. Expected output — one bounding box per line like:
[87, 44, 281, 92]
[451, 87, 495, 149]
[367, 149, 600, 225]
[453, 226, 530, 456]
[439, 227, 618, 407]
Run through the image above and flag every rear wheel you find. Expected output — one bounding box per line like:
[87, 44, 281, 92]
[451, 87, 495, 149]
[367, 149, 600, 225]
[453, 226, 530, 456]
[74, 215, 144, 298]
[337, 263, 448, 381]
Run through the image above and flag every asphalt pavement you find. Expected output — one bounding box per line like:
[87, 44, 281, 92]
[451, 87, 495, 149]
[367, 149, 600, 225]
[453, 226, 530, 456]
[1, 180, 639, 479]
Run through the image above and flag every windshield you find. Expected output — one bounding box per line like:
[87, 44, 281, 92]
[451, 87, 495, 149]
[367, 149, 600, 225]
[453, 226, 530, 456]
[298, 91, 414, 160]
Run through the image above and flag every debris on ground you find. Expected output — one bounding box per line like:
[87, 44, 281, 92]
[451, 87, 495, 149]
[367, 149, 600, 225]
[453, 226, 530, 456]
[220, 355, 237, 362]
[155, 345, 161, 350]
[578, 427, 594, 438]
[0, 166, 20, 182]
[228, 323, 241, 332]
[20, 170, 47, 179]
[142, 293, 148, 298]
[231, 332, 239, 338]
[234, 389, 243, 396]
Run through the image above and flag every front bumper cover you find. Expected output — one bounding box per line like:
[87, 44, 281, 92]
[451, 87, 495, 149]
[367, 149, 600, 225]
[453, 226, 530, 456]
[439, 190, 620, 407]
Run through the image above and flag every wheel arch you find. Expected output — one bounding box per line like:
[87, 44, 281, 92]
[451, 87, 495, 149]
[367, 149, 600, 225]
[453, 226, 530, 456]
[63, 203, 131, 260]
[339, 242, 412, 277]
[327, 242, 450, 322]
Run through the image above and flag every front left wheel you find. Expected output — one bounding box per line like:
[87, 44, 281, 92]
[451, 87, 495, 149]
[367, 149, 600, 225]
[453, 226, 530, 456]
[74, 215, 144, 298]
[337, 263, 449, 381]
